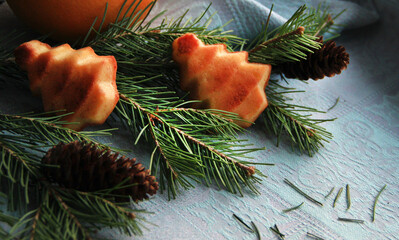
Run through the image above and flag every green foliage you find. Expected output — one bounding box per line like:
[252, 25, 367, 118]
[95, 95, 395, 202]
[0, 209, 18, 239]
[0, 112, 113, 149]
[7, 187, 146, 240]
[262, 79, 334, 156]
[245, 4, 340, 155]
[0, 112, 148, 238]
[247, 4, 343, 66]
[86, 2, 244, 90]
[0, 134, 42, 212]
[248, 28, 321, 66]
[115, 75, 265, 198]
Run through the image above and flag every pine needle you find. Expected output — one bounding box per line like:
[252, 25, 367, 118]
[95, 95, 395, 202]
[372, 184, 387, 222]
[251, 221, 261, 240]
[346, 184, 351, 210]
[284, 179, 323, 206]
[282, 202, 304, 213]
[337, 217, 364, 224]
[328, 97, 340, 111]
[324, 187, 335, 199]
[270, 224, 285, 240]
[232, 214, 254, 233]
[333, 187, 343, 208]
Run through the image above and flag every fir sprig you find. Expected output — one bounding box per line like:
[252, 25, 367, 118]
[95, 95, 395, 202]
[249, 26, 321, 66]
[0, 112, 113, 149]
[247, 5, 339, 155]
[247, 5, 333, 66]
[0, 209, 18, 239]
[262, 80, 334, 156]
[115, 80, 264, 198]
[7, 187, 147, 240]
[87, 2, 244, 90]
[0, 112, 149, 238]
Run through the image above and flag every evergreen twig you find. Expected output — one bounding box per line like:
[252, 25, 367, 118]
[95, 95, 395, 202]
[0, 113, 113, 149]
[263, 80, 334, 156]
[249, 26, 321, 66]
[0, 111, 148, 238]
[116, 87, 264, 198]
[248, 4, 339, 155]
[247, 4, 342, 66]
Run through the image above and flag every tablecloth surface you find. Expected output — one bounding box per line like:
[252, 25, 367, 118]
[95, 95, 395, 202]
[0, 1, 398, 239]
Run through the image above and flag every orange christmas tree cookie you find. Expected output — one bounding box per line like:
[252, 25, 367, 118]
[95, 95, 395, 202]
[172, 33, 271, 128]
[15, 40, 119, 131]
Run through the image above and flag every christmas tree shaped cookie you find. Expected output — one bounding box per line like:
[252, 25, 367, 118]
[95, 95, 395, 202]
[15, 40, 119, 131]
[172, 33, 271, 128]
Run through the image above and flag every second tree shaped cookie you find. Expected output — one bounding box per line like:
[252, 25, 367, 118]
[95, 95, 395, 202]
[172, 33, 271, 128]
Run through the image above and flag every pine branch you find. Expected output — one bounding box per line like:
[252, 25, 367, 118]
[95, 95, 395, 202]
[51, 188, 92, 239]
[263, 80, 334, 156]
[5, 181, 148, 240]
[54, 188, 145, 236]
[116, 91, 264, 199]
[247, 4, 343, 66]
[0, 210, 18, 239]
[0, 112, 114, 150]
[0, 134, 43, 212]
[245, 5, 340, 154]
[0, 112, 149, 238]
[248, 26, 321, 66]
[86, 2, 244, 91]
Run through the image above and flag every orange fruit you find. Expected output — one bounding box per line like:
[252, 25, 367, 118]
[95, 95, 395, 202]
[6, 0, 155, 42]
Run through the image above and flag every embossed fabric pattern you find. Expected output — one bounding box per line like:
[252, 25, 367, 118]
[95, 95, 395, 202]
[0, 0, 398, 239]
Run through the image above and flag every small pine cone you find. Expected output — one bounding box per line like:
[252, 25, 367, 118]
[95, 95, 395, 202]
[280, 37, 350, 80]
[42, 141, 159, 201]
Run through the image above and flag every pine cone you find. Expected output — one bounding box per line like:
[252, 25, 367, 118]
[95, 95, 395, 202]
[280, 37, 350, 80]
[42, 141, 159, 201]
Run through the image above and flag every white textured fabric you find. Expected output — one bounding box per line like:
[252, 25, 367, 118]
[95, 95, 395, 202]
[0, 1, 398, 239]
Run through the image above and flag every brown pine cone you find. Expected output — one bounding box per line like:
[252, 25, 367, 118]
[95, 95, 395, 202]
[42, 141, 159, 201]
[280, 37, 350, 80]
